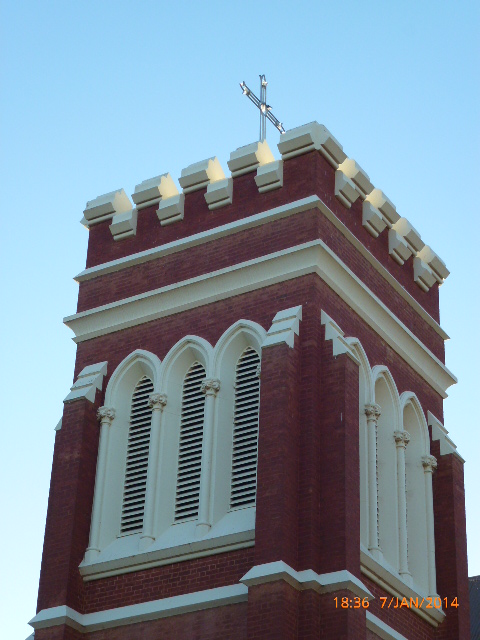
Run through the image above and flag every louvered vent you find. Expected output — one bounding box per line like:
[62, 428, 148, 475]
[175, 362, 206, 522]
[120, 376, 154, 535]
[230, 348, 260, 509]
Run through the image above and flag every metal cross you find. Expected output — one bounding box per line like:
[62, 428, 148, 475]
[239, 75, 285, 142]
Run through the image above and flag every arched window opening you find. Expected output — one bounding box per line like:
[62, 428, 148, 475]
[175, 362, 206, 522]
[230, 347, 260, 509]
[120, 376, 154, 535]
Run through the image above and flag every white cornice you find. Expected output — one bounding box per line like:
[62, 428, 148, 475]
[241, 561, 372, 600]
[29, 584, 248, 632]
[366, 612, 408, 640]
[65, 239, 456, 399]
[74, 195, 448, 342]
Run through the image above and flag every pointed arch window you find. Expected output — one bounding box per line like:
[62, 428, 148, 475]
[230, 347, 261, 509]
[175, 361, 206, 522]
[120, 376, 154, 535]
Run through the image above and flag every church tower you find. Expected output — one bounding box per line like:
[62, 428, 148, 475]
[30, 121, 470, 639]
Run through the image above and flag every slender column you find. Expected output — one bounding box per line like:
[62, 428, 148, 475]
[394, 430, 411, 582]
[139, 393, 167, 550]
[422, 454, 438, 595]
[365, 404, 382, 559]
[85, 407, 115, 563]
[196, 378, 220, 537]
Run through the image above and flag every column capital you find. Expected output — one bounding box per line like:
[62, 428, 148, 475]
[422, 454, 438, 473]
[97, 406, 115, 425]
[394, 430, 411, 447]
[148, 393, 167, 410]
[200, 378, 221, 396]
[365, 404, 381, 420]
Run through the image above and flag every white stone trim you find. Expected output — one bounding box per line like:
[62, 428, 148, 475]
[365, 612, 408, 640]
[338, 158, 373, 199]
[277, 121, 347, 167]
[132, 173, 179, 210]
[29, 584, 248, 632]
[83, 189, 132, 228]
[241, 561, 373, 600]
[63, 361, 108, 403]
[227, 140, 275, 177]
[65, 242, 455, 398]
[109, 208, 137, 241]
[205, 178, 233, 210]
[255, 159, 283, 193]
[360, 548, 445, 626]
[73, 195, 448, 343]
[262, 306, 302, 349]
[364, 189, 399, 227]
[335, 169, 360, 208]
[157, 193, 185, 226]
[321, 311, 360, 363]
[179, 157, 225, 193]
[427, 411, 464, 461]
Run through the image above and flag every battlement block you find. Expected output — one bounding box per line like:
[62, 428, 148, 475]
[179, 157, 225, 193]
[228, 140, 275, 177]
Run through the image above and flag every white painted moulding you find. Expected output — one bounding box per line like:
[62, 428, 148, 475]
[392, 217, 425, 253]
[109, 208, 138, 241]
[321, 310, 360, 364]
[72, 196, 449, 342]
[338, 158, 374, 198]
[29, 584, 248, 632]
[277, 121, 347, 167]
[427, 411, 464, 461]
[388, 229, 413, 266]
[64, 361, 108, 404]
[255, 159, 283, 193]
[179, 157, 225, 193]
[241, 561, 373, 600]
[205, 178, 233, 211]
[364, 189, 400, 227]
[157, 193, 185, 226]
[363, 201, 387, 238]
[227, 140, 275, 177]
[417, 246, 449, 283]
[413, 257, 436, 292]
[262, 305, 302, 349]
[335, 169, 360, 208]
[82, 189, 133, 228]
[132, 173, 179, 209]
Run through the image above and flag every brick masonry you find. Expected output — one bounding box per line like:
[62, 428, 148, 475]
[34, 147, 469, 638]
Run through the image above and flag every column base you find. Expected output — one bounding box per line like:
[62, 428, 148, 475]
[84, 547, 100, 563]
[139, 535, 155, 550]
[195, 523, 211, 538]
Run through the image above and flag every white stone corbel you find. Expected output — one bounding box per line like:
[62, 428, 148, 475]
[335, 169, 360, 208]
[64, 361, 108, 404]
[178, 157, 225, 193]
[338, 159, 373, 199]
[262, 306, 302, 349]
[364, 189, 399, 227]
[277, 121, 347, 168]
[427, 411, 464, 461]
[413, 257, 436, 292]
[362, 201, 387, 238]
[132, 173, 179, 210]
[392, 217, 425, 253]
[156, 193, 185, 226]
[82, 189, 132, 228]
[255, 160, 283, 193]
[227, 140, 275, 177]
[388, 229, 413, 265]
[321, 311, 360, 363]
[204, 178, 233, 211]
[109, 208, 138, 241]
[417, 246, 450, 284]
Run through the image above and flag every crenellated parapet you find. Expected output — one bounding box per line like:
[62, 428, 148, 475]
[80, 120, 449, 292]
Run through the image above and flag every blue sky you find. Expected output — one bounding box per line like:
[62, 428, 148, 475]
[1, 1, 478, 637]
